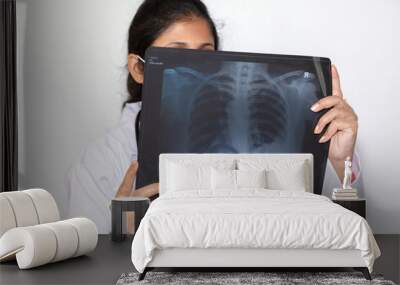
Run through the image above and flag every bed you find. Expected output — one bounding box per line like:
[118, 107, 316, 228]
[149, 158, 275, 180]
[131, 154, 380, 281]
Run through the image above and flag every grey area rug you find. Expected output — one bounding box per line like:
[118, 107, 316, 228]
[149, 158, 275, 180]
[117, 272, 396, 285]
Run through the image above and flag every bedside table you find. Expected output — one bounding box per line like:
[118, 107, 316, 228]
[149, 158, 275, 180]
[111, 197, 150, 242]
[332, 198, 366, 218]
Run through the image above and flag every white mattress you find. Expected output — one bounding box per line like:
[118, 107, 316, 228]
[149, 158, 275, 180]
[131, 190, 380, 273]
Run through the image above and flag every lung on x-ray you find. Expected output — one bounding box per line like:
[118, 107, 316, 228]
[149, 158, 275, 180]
[136, 47, 332, 194]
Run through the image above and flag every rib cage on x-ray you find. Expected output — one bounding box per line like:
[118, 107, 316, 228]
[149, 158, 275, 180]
[160, 62, 319, 154]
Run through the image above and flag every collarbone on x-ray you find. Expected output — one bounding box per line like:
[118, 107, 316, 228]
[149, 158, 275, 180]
[161, 62, 319, 154]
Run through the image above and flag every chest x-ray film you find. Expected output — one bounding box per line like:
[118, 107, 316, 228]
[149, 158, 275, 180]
[136, 47, 332, 194]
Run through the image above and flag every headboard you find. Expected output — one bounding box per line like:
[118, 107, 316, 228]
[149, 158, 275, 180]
[159, 153, 314, 195]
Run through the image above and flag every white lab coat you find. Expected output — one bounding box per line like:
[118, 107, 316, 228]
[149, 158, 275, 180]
[66, 102, 359, 234]
[67, 103, 141, 234]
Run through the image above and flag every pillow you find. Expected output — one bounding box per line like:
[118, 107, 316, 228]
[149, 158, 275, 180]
[236, 169, 267, 189]
[211, 168, 236, 190]
[211, 169, 268, 191]
[266, 162, 307, 191]
[238, 158, 309, 192]
[166, 162, 211, 191]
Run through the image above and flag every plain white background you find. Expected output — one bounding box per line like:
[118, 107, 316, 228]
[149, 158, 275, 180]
[17, 0, 400, 233]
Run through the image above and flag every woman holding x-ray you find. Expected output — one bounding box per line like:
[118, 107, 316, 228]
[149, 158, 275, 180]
[67, 0, 360, 233]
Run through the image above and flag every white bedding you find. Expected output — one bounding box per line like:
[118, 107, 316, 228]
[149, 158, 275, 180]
[131, 190, 380, 273]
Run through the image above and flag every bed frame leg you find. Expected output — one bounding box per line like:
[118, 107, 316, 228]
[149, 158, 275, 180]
[354, 267, 371, 280]
[138, 268, 148, 281]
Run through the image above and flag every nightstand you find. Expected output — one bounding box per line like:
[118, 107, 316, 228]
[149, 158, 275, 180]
[332, 198, 366, 218]
[111, 197, 150, 242]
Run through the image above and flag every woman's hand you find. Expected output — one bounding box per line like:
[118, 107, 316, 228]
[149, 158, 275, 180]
[130, 183, 159, 198]
[115, 160, 139, 198]
[115, 160, 159, 198]
[311, 65, 358, 180]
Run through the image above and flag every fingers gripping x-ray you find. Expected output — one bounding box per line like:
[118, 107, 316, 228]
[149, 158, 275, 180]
[161, 62, 320, 154]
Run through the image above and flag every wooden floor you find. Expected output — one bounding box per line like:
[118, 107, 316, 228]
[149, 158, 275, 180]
[0, 235, 398, 285]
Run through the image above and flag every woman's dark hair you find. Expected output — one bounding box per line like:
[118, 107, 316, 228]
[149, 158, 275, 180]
[125, 0, 220, 105]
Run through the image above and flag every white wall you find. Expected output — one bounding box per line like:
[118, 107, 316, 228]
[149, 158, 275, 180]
[17, 0, 140, 216]
[18, 0, 400, 233]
